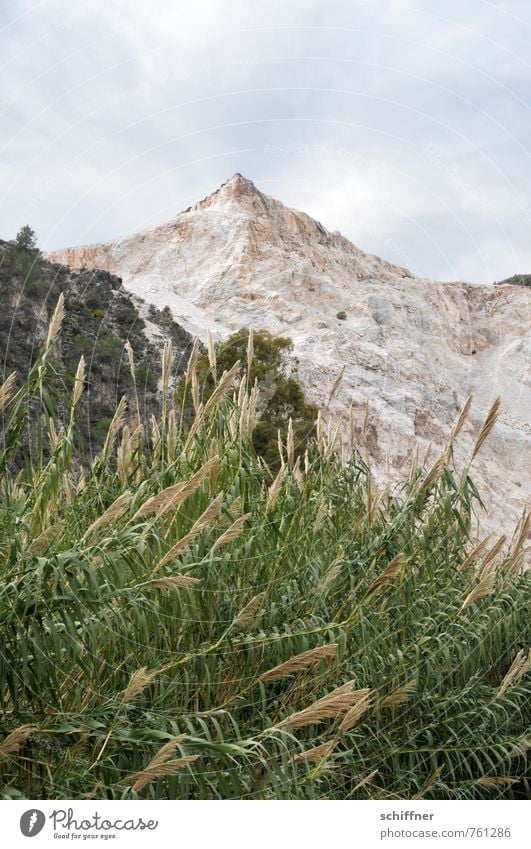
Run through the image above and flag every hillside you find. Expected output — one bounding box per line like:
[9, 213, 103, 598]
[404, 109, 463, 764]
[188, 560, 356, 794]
[46, 174, 530, 536]
[0, 239, 192, 461]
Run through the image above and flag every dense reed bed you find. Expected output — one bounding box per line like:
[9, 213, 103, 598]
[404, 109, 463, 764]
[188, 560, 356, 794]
[0, 298, 529, 799]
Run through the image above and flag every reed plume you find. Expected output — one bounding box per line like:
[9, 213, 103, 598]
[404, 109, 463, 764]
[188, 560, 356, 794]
[206, 330, 217, 379]
[292, 741, 336, 763]
[144, 576, 201, 589]
[412, 766, 443, 799]
[364, 555, 403, 599]
[286, 418, 294, 468]
[121, 667, 158, 703]
[278, 682, 369, 730]
[212, 513, 251, 551]
[71, 355, 86, 409]
[327, 365, 345, 407]
[378, 679, 417, 709]
[27, 521, 64, 555]
[496, 649, 531, 698]
[102, 395, 127, 461]
[266, 464, 287, 511]
[203, 361, 241, 417]
[318, 561, 343, 592]
[246, 328, 254, 375]
[259, 644, 338, 681]
[45, 293, 65, 349]
[85, 491, 132, 537]
[446, 394, 473, 452]
[339, 692, 373, 732]
[0, 724, 38, 760]
[232, 592, 265, 629]
[161, 339, 174, 398]
[0, 371, 16, 412]
[460, 568, 496, 611]
[352, 769, 379, 792]
[471, 397, 501, 460]
[477, 534, 506, 578]
[124, 737, 198, 792]
[133, 456, 218, 520]
[156, 492, 224, 567]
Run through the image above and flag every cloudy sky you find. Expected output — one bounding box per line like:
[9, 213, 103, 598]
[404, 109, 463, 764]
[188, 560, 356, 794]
[1, 0, 530, 282]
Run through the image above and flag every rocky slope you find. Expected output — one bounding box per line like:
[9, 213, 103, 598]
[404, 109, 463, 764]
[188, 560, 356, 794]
[1, 239, 192, 460]
[46, 174, 530, 536]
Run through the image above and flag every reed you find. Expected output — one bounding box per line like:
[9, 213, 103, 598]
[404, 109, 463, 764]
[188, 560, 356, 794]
[0, 309, 529, 801]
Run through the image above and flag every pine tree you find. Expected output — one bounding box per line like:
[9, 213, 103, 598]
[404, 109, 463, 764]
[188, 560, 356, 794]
[15, 224, 38, 252]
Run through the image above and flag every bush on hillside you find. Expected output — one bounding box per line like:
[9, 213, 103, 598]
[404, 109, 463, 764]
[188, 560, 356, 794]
[0, 240, 192, 465]
[497, 273, 531, 288]
[175, 328, 318, 470]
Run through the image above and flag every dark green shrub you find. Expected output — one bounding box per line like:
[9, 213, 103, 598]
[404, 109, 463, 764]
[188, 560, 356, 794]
[98, 335, 122, 365]
[176, 328, 317, 469]
[135, 361, 158, 392]
[15, 224, 37, 252]
[498, 273, 531, 287]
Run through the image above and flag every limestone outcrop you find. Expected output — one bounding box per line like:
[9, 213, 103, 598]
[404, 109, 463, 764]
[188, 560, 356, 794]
[47, 174, 530, 538]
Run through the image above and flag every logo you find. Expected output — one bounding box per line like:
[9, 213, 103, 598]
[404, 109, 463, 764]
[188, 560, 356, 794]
[20, 809, 46, 837]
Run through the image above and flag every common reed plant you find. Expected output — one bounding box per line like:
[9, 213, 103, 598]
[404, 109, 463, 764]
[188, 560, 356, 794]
[0, 302, 529, 800]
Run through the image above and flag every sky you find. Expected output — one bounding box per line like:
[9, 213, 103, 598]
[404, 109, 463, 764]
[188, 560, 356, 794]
[1, 0, 531, 283]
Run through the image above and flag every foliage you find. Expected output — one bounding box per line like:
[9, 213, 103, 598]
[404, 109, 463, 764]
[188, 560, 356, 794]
[15, 225, 38, 252]
[497, 274, 531, 288]
[0, 240, 191, 462]
[135, 361, 158, 392]
[336, 310, 347, 320]
[0, 304, 529, 801]
[176, 329, 318, 469]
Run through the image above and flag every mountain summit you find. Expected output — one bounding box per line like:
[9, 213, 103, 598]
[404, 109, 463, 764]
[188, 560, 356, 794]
[46, 176, 530, 535]
[47, 173, 417, 339]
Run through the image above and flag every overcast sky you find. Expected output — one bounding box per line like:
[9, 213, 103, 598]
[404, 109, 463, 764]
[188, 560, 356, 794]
[1, 0, 530, 282]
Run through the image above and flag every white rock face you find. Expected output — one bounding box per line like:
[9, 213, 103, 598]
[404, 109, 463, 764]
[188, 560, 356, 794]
[47, 174, 530, 538]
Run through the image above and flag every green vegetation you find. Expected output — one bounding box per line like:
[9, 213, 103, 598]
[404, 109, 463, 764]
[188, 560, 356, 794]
[12, 226, 39, 282]
[15, 225, 38, 252]
[336, 310, 347, 320]
[0, 300, 529, 801]
[497, 273, 531, 288]
[176, 329, 318, 469]
[135, 361, 158, 392]
[0, 239, 191, 462]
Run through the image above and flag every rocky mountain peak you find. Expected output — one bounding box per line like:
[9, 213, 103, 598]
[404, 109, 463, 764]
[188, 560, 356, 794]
[188, 173, 264, 214]
[223, 172, 261, 196]
[45, 179, 531, 538]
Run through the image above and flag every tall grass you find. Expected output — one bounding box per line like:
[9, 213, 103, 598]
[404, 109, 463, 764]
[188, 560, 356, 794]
[0, 302, 529, 800]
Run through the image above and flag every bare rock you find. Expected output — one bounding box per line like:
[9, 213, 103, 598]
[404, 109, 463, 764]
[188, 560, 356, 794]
[46, 174, 531, 537]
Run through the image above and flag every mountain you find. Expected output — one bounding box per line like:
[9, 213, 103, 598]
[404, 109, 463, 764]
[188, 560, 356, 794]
[46, 174, 530, 535]
[0, 239, 192, 459]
